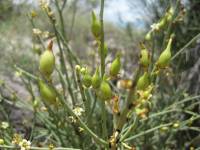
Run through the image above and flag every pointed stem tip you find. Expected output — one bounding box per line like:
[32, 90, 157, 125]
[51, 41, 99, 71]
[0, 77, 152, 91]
[48, 40, 53, 51]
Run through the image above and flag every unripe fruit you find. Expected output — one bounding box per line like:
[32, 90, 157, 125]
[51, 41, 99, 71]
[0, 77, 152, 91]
[0, 139, 4, 145]
[92, 68, 101, 89]
[157, 18, 167, 30]
[156, 37, 172, 68]
[110, 54, 121, 77]
[166, 7, 174, 22]
[39, 41, 55, 77]
[39, 80, 57, 104]
[98, 80, 112, 101]
[139, 44, 150, 68]
[91, 11, 101, 39]
[82, 74, 92, 88]
[136, 72, 150, 90]
[145, 31, 152, 41]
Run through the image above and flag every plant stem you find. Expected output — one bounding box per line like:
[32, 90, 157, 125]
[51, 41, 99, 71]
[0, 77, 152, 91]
[75, 69, 87, 111]
[100, 0, 105, 77]
[14, 67, 108, 146]
[99, 0, 108, 141]
[55, 0, 67, 40]
[116, 68, 141, 131]
[120, 115, 139, 142]
[0, 145, 80, 150]
[172, 32, 200, 60]
[124, 123, 173, 142]
[56, 93, 109, 147]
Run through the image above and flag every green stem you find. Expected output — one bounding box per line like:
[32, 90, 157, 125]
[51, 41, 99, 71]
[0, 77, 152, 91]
[99, 0, 108, 141]
[75, 69, 87, 111]
[56, 67, 76, 106]
[171, 32, 200, 60]
[100, 0, 105, 77]
[55, 28, 80, 64]
[55, 0, 67, 40]
[56, 93, 108, 147]
[124, 123, 173, 142]
[15, 65, 38, 81]
[120, 115, 139, 142]
[116, 68, 141, 131]
[28, 15, 45, 50]
[166, 95, 200, 110]
[0, 145, 80, 150]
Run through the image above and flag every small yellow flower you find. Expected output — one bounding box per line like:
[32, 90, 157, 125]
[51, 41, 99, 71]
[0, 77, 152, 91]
[41, 106, 48, 111]
[73, 107, 84, 117]
[69, 116, 76, 123]
[30, 10, 37, 18]
[173, 122, 179, 128]
[39, 0, 50, 10]
[78, 127, 84, 132]
[150, 23, 160, 31]
[42, 31, 50, 38]
[19, 139, 31, 150]
[48, 144, 54, 150]
[32, 28, 42, 35]
[15, 71, 22, 77]
[1, 122, 9, 129]
[12, 134, 22, 145]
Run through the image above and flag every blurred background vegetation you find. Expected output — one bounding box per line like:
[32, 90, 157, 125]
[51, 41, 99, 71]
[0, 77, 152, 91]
[0, 0, 200, 149]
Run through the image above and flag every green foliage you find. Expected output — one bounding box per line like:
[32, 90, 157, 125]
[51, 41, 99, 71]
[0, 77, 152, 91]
[0, 0, 200, 150]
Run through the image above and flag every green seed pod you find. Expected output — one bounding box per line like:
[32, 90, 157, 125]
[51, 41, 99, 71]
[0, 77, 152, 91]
[98, 80, 112, 101]
[157, 18, 167, 30]
[39, 80, 57, 105]
[156, 37, 172, 68]
[0, 139, 4, 145]
[166, 7, 174, 22]
[145, 31, 152, 41]
[98, 42, 108, 57]
[110, 54, 121, 77]
[39, 41, 55, 77]
[139, 44, 150, 68]
[136, 72, 150, 90]
[82, 73, 92, 88]
[91, 11, 101, 39]
[92, 68, 101, 89]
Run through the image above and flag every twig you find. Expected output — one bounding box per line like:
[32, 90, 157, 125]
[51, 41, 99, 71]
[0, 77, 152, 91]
[172, 32, 200, 60]
[124, 123, 173, 142]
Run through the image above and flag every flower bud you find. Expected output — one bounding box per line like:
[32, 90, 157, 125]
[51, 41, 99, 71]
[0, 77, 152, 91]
[110, 53, 121, 77]
[156, 37, 172, 68]
[139, 44, 150, 68]
[136, 72, 150, 90]
[92, 68, 101, 89]
[82, 73, 92, 88]
[75, 65, 81, 72]
[39, 80, 57, 105]
[39, 40, 55, 77]
[91, 11, 101, 39]
[98, 80, 112, 101]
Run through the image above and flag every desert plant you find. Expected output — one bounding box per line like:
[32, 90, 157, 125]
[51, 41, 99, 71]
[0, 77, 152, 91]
[0, 0, 200, 150]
